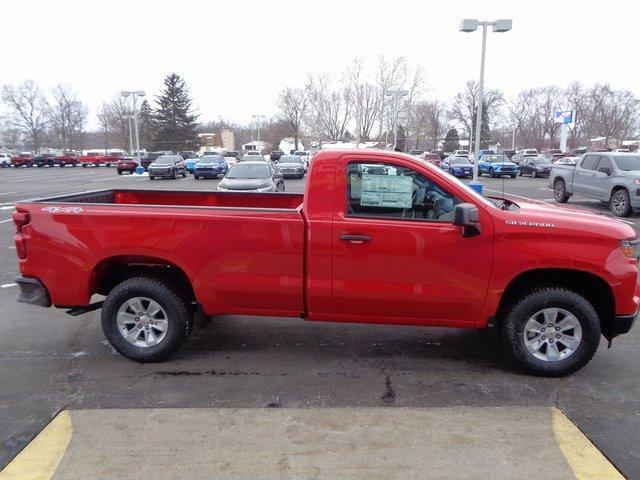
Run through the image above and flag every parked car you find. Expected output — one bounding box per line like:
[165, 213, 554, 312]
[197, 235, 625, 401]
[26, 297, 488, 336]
[566, 147, 588, 156]
[293, 151, 310, 171]
[422, 153, 443, 167]
[452, 150, 469, 158]
[33, 153, 59, 168]
[410, 150, 424, 156]
[222, 151, 241, 166]
[612, 148, 630, 153]
[442, 157, 473, 178]
[478, 149, 495, 158]
[80, 152, 104, 167]
[519, 155, 553, 178]
[511, 152, 537, 165]
[11, 153, 35, 168]
[502, 149, 516, 159]
[276, 155, 306, 178]
[180, 151, 198, 159]
[13, 149, 638, 376]
[116, 157, 139, 175]
[0, 153, 11, 168]
[477, 154, 518, 178]
[56, 152, 80, 167]
[148, 155, 187, 180]
[193, 155, 228, 179]
[431, 149, 447, 160]
[183, 156, 200, 173]
[269, 150, 284, 161]
[555, 156, 579, 166]
[142, 151, 171, 171]
[216, 161, 284, 192]
[550, 152, 640, 217]
[541, 152, 566, 162]
[240, 152, 266, 162]
[519, 149, 539, 155]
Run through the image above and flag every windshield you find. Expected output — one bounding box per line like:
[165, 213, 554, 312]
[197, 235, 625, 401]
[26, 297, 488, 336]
[227, 164, 270, 179]
[155, 157, 175, 165]
[614, 155, 640, 171]
[199, 156, 221, 162]
[294, 152, 306, 156]
[450, 158, 471, 165]
[484, 155, 506, 163]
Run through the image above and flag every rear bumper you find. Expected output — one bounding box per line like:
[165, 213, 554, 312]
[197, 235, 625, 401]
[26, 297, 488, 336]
[16, 276, 51, 307]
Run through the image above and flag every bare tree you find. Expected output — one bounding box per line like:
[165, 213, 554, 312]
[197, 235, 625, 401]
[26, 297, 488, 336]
[1, 80, 49, 153]
[276, 87, 308, 150]
[324, 87, 352, 141]
[47, 83, 88, 151]
[376, 56, 407, 144]
[450, 80, 503, 149]
[305, 72, 330, 148]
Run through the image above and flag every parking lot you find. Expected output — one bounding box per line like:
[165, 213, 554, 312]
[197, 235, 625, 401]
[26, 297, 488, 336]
[1, 166, 639, 478]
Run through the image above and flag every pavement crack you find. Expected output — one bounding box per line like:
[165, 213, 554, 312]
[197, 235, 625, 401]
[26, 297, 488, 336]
[380, 368, 396, 403]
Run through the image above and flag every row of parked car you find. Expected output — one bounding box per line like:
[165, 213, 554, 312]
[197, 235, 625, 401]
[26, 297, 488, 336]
[136, 151, 312, 191]
[416, 148, 584, 179]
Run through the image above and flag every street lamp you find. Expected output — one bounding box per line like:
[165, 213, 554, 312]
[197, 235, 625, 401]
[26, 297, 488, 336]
[121, 90, 146, 165]
[459, 18, 512, 191]
[386, 90, 408, 150]
[252, 114, 265, 152]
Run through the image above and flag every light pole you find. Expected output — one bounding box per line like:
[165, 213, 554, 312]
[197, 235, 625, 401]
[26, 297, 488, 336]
[252, 114, 265, 152]
[459, 18, 512, 192]
[126, 115, 134, 154]
[121, 90, 146, 164]
[386, 90, 408, 150]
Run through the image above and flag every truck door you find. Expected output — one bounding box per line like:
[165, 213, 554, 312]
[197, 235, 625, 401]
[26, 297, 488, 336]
[330, 156, 493, 326]
[592, 156, 615, 201]
[573, 155, 600, 198]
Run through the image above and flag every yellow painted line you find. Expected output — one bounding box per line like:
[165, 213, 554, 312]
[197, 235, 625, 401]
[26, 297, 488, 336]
[0, 410, 72, 480]
[552, 408, 624, 479]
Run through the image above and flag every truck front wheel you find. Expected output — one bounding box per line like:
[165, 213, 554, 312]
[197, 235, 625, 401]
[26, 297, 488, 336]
[501, 287, 600, 377]
[553, 179, 569, 203]
[101, 277, 192, 362]
[610, 189, 632, 217]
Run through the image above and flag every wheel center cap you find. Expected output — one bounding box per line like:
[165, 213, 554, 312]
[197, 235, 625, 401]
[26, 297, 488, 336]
[138, 314, 151, 326]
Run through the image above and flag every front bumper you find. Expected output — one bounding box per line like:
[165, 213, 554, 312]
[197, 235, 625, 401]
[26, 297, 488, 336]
[194, 169, 222, 177]
[16, 276, 51, 307]
[606, 311, 637, 339]
[149, 170, 176, 178]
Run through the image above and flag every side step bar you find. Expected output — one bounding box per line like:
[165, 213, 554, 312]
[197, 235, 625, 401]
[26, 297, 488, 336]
[66, 302, 104, 316]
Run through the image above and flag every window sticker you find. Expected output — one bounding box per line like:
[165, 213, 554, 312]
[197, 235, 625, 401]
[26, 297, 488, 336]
[360, 174, 413, 209]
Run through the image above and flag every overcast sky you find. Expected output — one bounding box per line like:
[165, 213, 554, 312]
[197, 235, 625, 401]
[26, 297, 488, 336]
[3, 0, 639, 128]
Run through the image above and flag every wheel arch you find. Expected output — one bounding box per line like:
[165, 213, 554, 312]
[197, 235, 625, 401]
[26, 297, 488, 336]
[610, 184, 629, 197]
[90, 255, 197, 304]
[495, 268, 614, 334]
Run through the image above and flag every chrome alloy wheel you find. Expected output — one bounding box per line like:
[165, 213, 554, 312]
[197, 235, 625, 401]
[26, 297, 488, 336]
[523, 308, 582, 362]
[116, 297, 169, 347]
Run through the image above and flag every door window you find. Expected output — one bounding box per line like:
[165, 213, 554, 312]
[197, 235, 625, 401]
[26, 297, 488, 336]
[596, 156, 612, 171]
[581, 155, 600, 170]
[346, 162, 461, 222]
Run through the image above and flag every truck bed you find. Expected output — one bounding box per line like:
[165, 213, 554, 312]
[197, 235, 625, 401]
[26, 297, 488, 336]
[16, 189, 306, 316]
[29, 189, 304, 210]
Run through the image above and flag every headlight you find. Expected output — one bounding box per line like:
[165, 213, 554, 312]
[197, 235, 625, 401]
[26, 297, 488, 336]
[620, 239, 640, 260]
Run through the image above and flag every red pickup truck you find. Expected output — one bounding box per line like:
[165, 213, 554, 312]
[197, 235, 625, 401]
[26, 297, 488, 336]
[12, 150, 639, 376]
[80, 152, 121, 167]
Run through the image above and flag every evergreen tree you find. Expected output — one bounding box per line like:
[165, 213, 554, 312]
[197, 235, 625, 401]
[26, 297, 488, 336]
[154, 74, 199, 152]
[471, 101, 491, 148]
[443, 128, 460, 152]
[137, 99, 156, 152]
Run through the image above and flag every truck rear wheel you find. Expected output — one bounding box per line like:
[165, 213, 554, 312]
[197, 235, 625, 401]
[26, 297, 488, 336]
[101, 277, 192, 362]
[610, 189, 632, 217]
[500, 287, 600, 377]
[553, 179, 569, 203]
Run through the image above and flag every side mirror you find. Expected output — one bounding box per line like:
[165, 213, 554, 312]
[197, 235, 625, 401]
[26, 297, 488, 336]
[598, 166, 612, 175]
[453, 203, 481, 237]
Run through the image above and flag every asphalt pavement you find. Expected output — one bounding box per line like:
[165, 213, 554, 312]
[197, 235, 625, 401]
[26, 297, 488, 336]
[0, 165, 638, 478]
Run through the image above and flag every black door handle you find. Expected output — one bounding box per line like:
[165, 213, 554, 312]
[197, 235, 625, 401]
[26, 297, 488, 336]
[339, 234, 371, 243]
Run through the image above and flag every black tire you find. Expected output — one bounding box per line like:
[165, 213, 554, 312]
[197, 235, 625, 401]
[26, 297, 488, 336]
[173, 171, 178, 180]
[553, 178, 569, 203]
[610, 189, 632, 217]
[101, 277, 191, 362]
[106, 163, 111, 168]
[501, 287, 600, 377]
[510, 174, 516, 178]
[37, 164, 43, 168]
[82, 164, 87, 168]
[477, 170, 482, 177]
[531, 169, 537, 178]
[182, 171, 187, 178]
[518, 169, 522, 177]
[194, 175, 199, 180]
[149, 176, 155, 180]
[118, 170, 123, 175]
[489, 169, 496, 178]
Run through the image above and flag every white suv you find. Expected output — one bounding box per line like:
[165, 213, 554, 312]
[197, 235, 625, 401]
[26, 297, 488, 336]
[0, 153, 11, 168]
